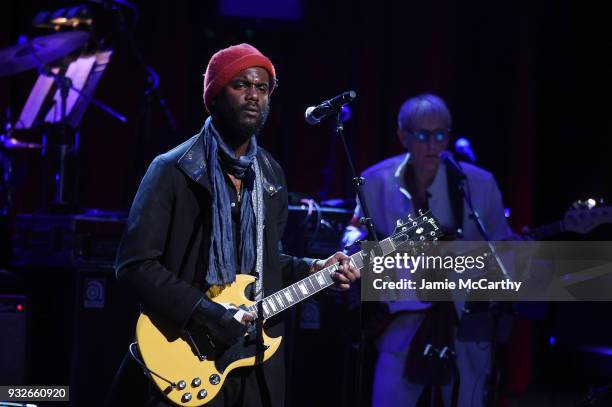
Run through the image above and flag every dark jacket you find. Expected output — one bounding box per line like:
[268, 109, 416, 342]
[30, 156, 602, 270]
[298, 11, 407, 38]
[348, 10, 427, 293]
[114, 130, 310, 406]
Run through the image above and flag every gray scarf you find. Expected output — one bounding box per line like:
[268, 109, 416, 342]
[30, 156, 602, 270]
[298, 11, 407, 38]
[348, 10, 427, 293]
[203, 117, 264, 299]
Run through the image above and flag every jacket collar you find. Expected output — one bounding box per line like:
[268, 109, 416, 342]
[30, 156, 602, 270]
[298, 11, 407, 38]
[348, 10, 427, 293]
[176, 119, 283, 196]
[177, 125, 211, 191]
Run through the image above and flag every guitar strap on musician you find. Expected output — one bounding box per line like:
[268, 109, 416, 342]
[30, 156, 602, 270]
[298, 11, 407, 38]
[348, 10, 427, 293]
[445, 163, 464, 238]
[401, 165, 464, 384]
[248, 300, 266, 358]
[404, 301, 458, 385]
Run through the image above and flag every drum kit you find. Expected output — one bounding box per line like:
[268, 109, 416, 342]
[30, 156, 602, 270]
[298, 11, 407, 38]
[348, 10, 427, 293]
[0, 31, 124, 213]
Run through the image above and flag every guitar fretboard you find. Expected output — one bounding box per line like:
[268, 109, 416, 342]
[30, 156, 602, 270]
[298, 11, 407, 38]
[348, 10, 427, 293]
[523, 221, 563, 241]
[246, 214, 439, 319]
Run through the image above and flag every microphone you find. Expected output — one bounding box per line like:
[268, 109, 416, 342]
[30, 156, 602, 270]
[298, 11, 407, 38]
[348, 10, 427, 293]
[305, 90, 357, 125]
[440, 151, 466, 180]
[454, 137, 476, 163]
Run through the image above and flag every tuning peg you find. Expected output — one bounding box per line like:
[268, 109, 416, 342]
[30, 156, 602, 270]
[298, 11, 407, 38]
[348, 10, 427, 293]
[571, 198, 600, 210]
[418, 209, 424, 216]
[396, 219, 404, 227]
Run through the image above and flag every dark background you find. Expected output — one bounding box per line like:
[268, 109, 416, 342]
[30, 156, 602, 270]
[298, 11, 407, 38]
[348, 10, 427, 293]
[1, 0, 612, 406]
[2, 0, 610, 226]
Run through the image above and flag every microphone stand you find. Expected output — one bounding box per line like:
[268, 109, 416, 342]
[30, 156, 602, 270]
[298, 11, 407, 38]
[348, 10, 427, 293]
[111, 2, 176, 201]
[335, 110, 378, 407]
[114, 3, 177, 133]
[456, 173, 511, 407]
[336, 113, 378, 242]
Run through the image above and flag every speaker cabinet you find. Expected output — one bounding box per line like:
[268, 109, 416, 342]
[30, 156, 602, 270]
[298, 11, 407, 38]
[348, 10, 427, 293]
[70, 266, 140, 406]
[0, 295, 27, 385]
[10, 265, 139, 406]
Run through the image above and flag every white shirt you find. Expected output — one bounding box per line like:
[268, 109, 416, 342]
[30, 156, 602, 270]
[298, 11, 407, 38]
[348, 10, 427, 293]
[343, 152, 511, 313]
[347, 152, 510, 242]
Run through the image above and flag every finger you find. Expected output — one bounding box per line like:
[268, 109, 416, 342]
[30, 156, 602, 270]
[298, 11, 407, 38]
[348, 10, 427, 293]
[334, 272, 351, 284]
[343, 262, 359, 280]
[340, 267, 356, 282]
[346, 270, 357, 282]
[346, 261, 360, 279]
[333, 251, 347, 262]
[328, 255, 341, 266]
[243, 312, 256, 322]
[334, 283, 350, 291]
[343, 257, 356, 270]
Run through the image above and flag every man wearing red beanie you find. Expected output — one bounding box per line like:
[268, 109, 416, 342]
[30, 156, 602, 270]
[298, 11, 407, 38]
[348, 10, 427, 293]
[108, 43, 359, 407]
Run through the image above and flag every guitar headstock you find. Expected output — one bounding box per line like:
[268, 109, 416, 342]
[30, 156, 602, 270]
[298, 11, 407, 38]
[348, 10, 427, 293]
[562, 205, 612, 234]
[571, 198, 603, 210]
[390, 210, 444, 249]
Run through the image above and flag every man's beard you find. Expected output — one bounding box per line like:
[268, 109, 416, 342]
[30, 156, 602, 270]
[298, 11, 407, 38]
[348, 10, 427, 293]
[214, 99, 270, 148]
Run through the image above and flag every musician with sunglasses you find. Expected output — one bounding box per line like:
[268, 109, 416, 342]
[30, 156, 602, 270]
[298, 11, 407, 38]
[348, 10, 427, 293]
[343, 94, 510, 407]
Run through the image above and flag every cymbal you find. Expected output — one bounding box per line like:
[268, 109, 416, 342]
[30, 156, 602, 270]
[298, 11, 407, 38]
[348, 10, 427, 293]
[1, 137, 43, 149]
[0, 31, 89, 77]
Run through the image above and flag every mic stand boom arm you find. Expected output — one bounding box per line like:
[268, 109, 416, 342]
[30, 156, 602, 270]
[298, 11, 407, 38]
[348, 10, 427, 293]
[336, 112, 378, 242]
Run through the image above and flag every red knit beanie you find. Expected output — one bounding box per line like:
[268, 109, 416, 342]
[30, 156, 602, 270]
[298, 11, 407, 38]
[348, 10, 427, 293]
[203, 43, 276, 113]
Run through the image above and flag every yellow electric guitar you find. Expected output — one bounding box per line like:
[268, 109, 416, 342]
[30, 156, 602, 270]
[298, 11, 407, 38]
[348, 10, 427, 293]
[135, 211, 442, 406]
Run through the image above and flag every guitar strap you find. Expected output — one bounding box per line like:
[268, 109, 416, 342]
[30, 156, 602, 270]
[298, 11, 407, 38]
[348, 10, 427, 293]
[252, 158, 265, 302]
[254, 364, 272, 406]
[445, 163, 464, 237]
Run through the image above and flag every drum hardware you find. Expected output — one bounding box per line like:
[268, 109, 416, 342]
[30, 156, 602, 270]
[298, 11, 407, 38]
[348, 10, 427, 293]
[0, 31, 126, 211]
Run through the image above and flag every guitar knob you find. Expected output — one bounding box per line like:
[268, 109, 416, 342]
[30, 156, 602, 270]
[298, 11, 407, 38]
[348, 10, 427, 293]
[209, 374, 221, 385]
[181, 392, 192, 402]
[192, 377, 201, 387]
[197, 389, 208, 399]
[177, 380, 187, 390]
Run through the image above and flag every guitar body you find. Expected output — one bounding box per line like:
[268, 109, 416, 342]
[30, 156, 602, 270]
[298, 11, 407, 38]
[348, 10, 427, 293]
[136, 274, 282, 406]
[134, 211, 445, 406]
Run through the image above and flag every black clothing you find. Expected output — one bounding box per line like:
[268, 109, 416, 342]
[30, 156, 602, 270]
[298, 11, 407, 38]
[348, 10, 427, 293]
[109, 130, 311, 406]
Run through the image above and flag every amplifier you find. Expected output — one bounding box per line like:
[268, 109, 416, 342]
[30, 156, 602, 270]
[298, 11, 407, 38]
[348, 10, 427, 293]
[12, 210, 126, 267]
[8, 265, 140, 406]
[283, 203, 353, 258]
[0, 295, 27, 385]
[13, 203, 351, 264]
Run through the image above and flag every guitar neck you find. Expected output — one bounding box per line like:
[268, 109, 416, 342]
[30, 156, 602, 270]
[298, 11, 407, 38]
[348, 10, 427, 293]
[247, 235, 401, 319]
[512, 206, 611, 240]
[522, 220, 564, 240]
